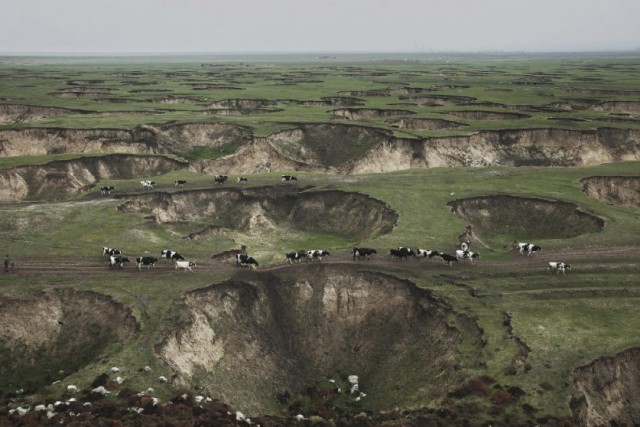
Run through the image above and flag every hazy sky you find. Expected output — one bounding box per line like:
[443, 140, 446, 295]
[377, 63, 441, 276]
[2, 0, 639, 54]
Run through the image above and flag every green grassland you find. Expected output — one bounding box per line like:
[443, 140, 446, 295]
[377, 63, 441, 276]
[1, 53, 640, 421]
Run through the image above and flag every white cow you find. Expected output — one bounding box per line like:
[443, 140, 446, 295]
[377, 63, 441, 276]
[175, 260, 196, 273]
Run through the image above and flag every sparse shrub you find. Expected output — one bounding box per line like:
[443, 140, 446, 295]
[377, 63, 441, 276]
[539, 381, 554, 391]
[492, 390, 515, 406]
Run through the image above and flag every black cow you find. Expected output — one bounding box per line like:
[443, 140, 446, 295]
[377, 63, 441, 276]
[174, 180, 187, 187]
[285, 251, 307, 264]
[389, 247, 416, 259]
[282, 175, 297, 182]
[136, 256, 159, 270]
[214, 175, 228, 184]
[236, 254, 259, 268]
[353, 248, 377, 260]
[109, 255, 130, 268]
[100, 186, 114, 195]
[439, 253, 458, 266]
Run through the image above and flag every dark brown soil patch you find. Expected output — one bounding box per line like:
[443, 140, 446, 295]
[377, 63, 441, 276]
[331, 108, 415, 120]
[448, 195, 604, 239]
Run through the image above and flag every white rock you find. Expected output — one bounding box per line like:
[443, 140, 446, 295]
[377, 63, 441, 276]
[348, 375, 359, 384]
[111, 367, 120, 373]
[295, 414, 305, 421]
[47, 411, 56, 419]
[236, 411, 246, 421]
[34, 404, 47, 411]
[158, 375, 168, 383]
[91, 385, 109, 395]
[144, 365, 152, 372]
[67, 384, 78, 393]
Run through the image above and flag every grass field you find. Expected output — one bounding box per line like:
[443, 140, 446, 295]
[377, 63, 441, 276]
[1, 53, 640, 424]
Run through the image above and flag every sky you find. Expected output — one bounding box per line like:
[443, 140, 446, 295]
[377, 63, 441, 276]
[2, 0, 639, 54]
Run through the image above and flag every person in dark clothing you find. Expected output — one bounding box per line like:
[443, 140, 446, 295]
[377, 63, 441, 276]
[4, 255, 11, 272]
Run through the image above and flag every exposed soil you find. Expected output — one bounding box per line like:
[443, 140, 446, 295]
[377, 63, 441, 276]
[0, 289, 139, 396]
[0, 154, 188, 202]
[448, 195, 604, 239]
[385, 117, 467, 130]
[330, 108, 415, 120]
[571, 347, 640, 426]
[398, 95, 478, 106]
[116, 186, 397, 239]
[0, 104, 91, 124]
[444, 110, 530, 121]
[581, 176, 640, 208]
[156, 265, 484, 414]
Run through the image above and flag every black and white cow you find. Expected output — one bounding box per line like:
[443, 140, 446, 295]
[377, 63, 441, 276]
[389, 247, 416, 259]
[285, 251, 307, 264]
[236, 254, 259, 268]
[174, 180, 187, 187]
[140, 180, 155, 190]
[460, 240, 471, 252]
[160, 250, 185, 262]
[456, 249, 480, 262]
[214, 175, 228, 184]
[547, 261, 571, 275]
[282, 175, 297, 182]
[353, 248, 377, 260]
[109, 255, 130, 268]
[439, 253, 458, 266]
[307, 250, 330, 261]
[136, 256, 159, 270]
[100, 186, 114, 195]
[417, 249, 439, 259]
[237, 177, 248, 183]
[103, 247, 122, 257]
[515, 242, 542, 256]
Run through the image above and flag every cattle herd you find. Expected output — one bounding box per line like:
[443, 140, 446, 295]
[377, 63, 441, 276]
[102, 239, 571, 275]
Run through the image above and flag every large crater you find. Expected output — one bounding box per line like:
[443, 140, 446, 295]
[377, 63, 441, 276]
[581, 176, 640, 208]
[0, 289, 139, 396]
[117, 186, 397, 238]
[448, 195, 604, 239]
[156, 266, 484, 414]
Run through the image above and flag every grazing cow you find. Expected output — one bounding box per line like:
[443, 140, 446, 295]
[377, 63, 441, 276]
[353, 248, 377, 260]
[109, 255, 130, 268]
[285, 251, 307, 264]
[389, 247, 416, 259]
[515, 242, 542, 256]
[103, 247, 122, 257]
[236, 254, 259, 268]
[456, 249, 480, 262]
[140, 180, 155, 190]
[548, 261, 571, 275]
[282, 175, 298, 182]
[237, 177, 248, 183]
[417, 249, 439, 259]
[136, 256, 159, 270]
[160, 250, 184, 262]
[439, 253, 458, 266]
[214, 175, 228, 184]
[174, 180, 187, 187]
[175, 260, 196, 273]
[307, 250, 330, 262]
[100, 185, 114, 195]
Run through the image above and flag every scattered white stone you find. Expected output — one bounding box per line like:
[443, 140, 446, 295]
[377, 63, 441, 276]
[91, 385, 109, 396]
[328, 379, 335, 383]
[195, 395, 205, 404]
[116, 376, 125, 384]
[111, 367, 120, 373]
[67, 397, 77, 402]
[67, 384, 78, 393]
[47, 404, 54, 412]
[295, 414, 305, 421]
[46, 411, 56, 419]
[34, 404, 47, 411]
[205, 397, 212, 403]
[83, 402, 92, 406]
[51, 380, 60, 385]
[146, 387, 155, 394]
[16, 406, 30, 416]
[350, 384, 359, 394]
[348, 375, 359, 384]
[152, 397, 159, 406]
[158, 375, 168, 383]
[236, 411, 246, 421]
[144, 365, 152, 372]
